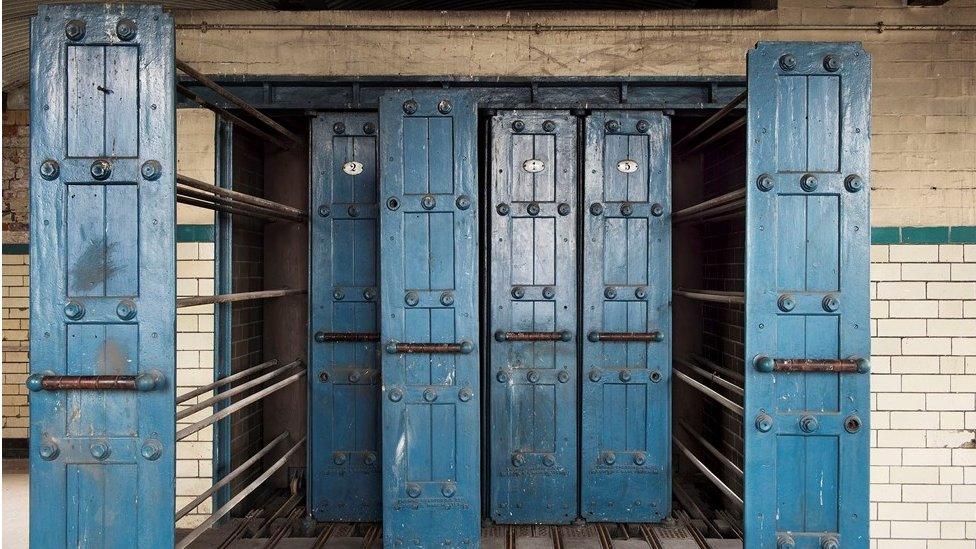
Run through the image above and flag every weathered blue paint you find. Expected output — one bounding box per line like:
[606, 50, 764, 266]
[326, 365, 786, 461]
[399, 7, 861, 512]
[489, 111, 578, 524]
[581, 111, 671, 522]
[379, 91, 480, 547]
[745, 42, 871, 548]
[213, 120, 234, 514]
[29, 4, 175, 547]
[310, 113, 382, 521]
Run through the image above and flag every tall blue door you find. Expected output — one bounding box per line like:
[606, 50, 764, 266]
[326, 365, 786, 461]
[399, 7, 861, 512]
[379, 91, 480, 547]
[489, 111, 578, 524]
[745, 43, 871, 549]
[309, 113, 382, 521]
[581, 112, 671, 523]
[28, 4, 176, 547]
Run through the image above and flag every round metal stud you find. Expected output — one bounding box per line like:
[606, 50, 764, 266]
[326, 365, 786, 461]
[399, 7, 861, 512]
[512, 120, 525, 132]
[437, 100, 452, 114]
[822, 294, 840, 312]
[116, 299, 137, 321]
[527, 202, 540, 216]
[90, 159, 112, 181]
[496, 203, 510, 216]
[388, 388, 403, 402]
[634, 287, 647, 300]
[333, 288, 345, 300]
[386, 197, 400, 211]
[779, 53, 797, 71]
[363, 287, 377, 301]
[314, 331, 326, 343]
[542, 286, 555, 300]
[65, 19, 86, 41]
[441, 482, 457, 498]
[512, 452, 526, 467]
[406, 483, 422, 498]
[557, 370, 570, 383]
[421, 194, 436, 210]
[460, 341, 474, 354]
[618, 369, 632, 382]
[845, 174, 864, 193]
[823, 54, 841, 72]
[140, 160, 162, 181]
[844, 414, 862, 434]
[650, 371, 662, 383]
[799, 415, 819, 433]
[90, 442, 111, 461]
[318, 371, 329, 383]
[542, 454, 557, 467]
[456, 195, 471, 210]
[402, 100, 418, 114]
[855, 357, 870, 374]
[777, 534, 796, 549]
[542, 120, 556, 132]
[559, 330, 572, 342]
[590, 203, 604, 216]
[777, 294, 796, 312]
[820, 536, 839, 549]
[755, 413, 774, 433]
[587, 331, 600, 342]
[25, 374, 44, 392]
[404, 291, 419, 307]
[458, 387, 473, 402]
[603, 452, 616, 465]
[588, 369, 602, 382]
[347, 205, 359, 217]
[800, 173, 818, 192]
[39, 440, 60, 461]
[557, 203, 571, 216]
[605, 120, 620, 133]
[348, 371, 361, 383]
[511, 286, 525, 299]
[116, 19, 138, 41]
[633, 452, 647, 466]
[754, 355, 774, 373]
[494, 330, 507, 342]
[604, 287, 617, 300]
[318, 205, 330, 217]
[423, 388, 437, 402]
[141, 440, 162, 461]
[620, 203, 633, 217]
[440, 291, 454, 306]
[757, 173, 775, 192]
[39, 159, 60, 181]
[364, 451, 377, 465]
[527, 370, 540, 384]
[333, 122, 346, 134]
[64, 300, 85, 321]
[496, 370, 510, 383]
[651, 203, 664, 217]
[363, 122, 376, 134]
[636, 119, 650, 133]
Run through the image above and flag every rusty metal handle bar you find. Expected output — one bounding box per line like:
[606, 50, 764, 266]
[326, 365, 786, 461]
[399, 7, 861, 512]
[754, 356, 870, 374]
[26, 371, 163, 392]
[587, 331, 663, 343]
[316, 331, 380, 343]
[385, 341, 474, 354]
[494, 330, 572, 342]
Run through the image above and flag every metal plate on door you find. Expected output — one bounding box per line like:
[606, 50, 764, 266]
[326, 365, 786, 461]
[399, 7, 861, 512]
[342, 160, 364, 176]
[616, 159, 639, 173]
[522, 158, 546, 173]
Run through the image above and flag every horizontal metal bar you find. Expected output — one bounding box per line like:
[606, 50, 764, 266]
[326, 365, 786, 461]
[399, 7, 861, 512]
[671, 188, 746, 222]
[177, 289, 306, 308]
[176, 59, 302, 146]
[674, 356, 744, 396]
[671, 482, 724, 539]
[673, 288, 745, 305]
[177, 84, 291, 149]
[386, 341, 473, 354]
[674, 369, 743, 416]
[494, 330, 572, 342]
[689, 353, 745, 383]
[678, 420, 744, 478]
[26, 371, 162, 392]
[175, 431, 290, 521]
[677, 116, 746, 159]
[673, 436, 744, 509]
[587, 331, 664, 343]
[177, 174, 306, 219]
[175, 22, 976, 32]
[177, 194, 282, 223]
[175, 436, 306, 549]
[756, 356, 869, 373]
[319, 332, 380, 342]
[177, 360, 303, 420]
[176, 359, 279, 404]
[176, 370, 306, 440]
[177, 184, 305, 223]
[673, 90, 747, 149]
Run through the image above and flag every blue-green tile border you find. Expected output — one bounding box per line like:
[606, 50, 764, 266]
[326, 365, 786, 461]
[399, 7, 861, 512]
[2, 243, 29, 255]
[872, 226, 976, 245]
[176, 224, 215, 243]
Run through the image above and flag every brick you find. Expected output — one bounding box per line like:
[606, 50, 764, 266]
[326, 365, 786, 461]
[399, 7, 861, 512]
[939, 245, 964, 263]
[889, 466, 940, 484]
[928, 430, 976, 449]
[889, 518, 942, 538]
[903, 449, 952, 466]
[902, 338, 952, 356]
[928, 282, 976, 300]
[873, 337, 903, 356]
[889, 245, 940, 263]
[872, 484, 902, 502]
[877, 392, 925, 411]
[939, 300, 964, 318]
[902, 263, 950, 281]
[872, 245, 890, 263]
[877, 282, 927, 300]
[891, 411, 941, 429]
[902, 375, 951, 392]
[876, 503, 928, 521]
[951, 263, 976, 281]
[927, 503, 976, 521]
[928, 319, 976, 337]
[927, 393, 976, 411]
[878, 430, 927, 448]
[872, 263, 902, 281]
[871, 300, 889, 319]
[952, 338, 976, 355]
[951, 449, 976, 467]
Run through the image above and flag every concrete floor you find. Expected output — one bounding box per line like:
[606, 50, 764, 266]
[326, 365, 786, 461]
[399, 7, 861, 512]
[3, 460, 29, 548]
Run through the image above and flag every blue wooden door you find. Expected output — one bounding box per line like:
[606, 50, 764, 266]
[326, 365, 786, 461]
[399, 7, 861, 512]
[581, 112, 671, 523]
[310, 113, 382, 522]
[745, 42, 871, 549]
[379, 91, 480, 547]
[489, 111, 578, 524]
[28, 4, 175, 547]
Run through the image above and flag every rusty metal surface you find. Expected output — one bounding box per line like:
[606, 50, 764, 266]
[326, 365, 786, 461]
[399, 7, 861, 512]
[387, 342, 469, 354]
[587, 331, 664, 342]
[36, 375, 139, 391]
[772, 358, 859, 373]
[319, 332, 380, 342]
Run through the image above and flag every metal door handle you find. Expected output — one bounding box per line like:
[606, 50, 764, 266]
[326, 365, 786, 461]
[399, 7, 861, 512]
[494, 330, 572, 342]
[753, 356, 869, 373]
[26, 370, 164, 392]
[385, 341, 473, 354]
[587, 331, 664, 342]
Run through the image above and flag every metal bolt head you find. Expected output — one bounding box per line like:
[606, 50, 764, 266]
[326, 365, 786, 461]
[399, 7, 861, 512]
[820, 536, 839, 549]
[455, 195, 471, 210]
[333, 288, 345, 300]
[755, 413, 774, 432]
[496, 370, 509, 383]
[141, 440, 162, 461]
[777, 535, 796, 549]
[363, 122, 376, 134]
[757, 173, 775, 192]
[620, 203, 633, 217]
[823, 54, 841, 72]
[650, 203, 664, 217]
[65, 19, 86, 41]
[314, 331, 327, 343]
[423, 388, 438, 402]
[604, 287, 617, 300]
[318, 205, 330, 217]
[421, 194, 436, 210]
[318, 371, 329, 382]
[458, 387, 473, 402]
[404, 291, 419, 307]
[588, 369, 602, 382]
[459, 341, 473, 354]
[440, 291, 454, 306]
[845, 174, 864, 193]
[64, 300, 85, 321]
[587, 331, 600, 342]
[542, 454, 556, 467]
[441, 482, 457, 498]
[618, 369, 632, 382]
[844, 414, 862, 434]
[855, 357, 870, 374]
[90, 442, 111, 461]
[90, 159, 112, 180]
[402, 100, 418, 114]
[333, 122, 346, 134]
[542, 120, 556, 132]
[633, 452, 646, 466]
[754, 355, 775, 373]
[511, 286, 525, 299]
[602, 452, 616, 465]
[386, 197, 400, 210]
[348, 370, 361, 383]
[26, 374, 44, 392]
[542, 286, 555, 299]
[822, 294, 840, 312]
[777, 294, 796, 312]
[347, 205, 359, 218]
[605, 119, 620, 133]
[511, 453, 526, 467]
[363, 287, 377, 301]
[116, 19, 137, 41]
[496, 202, 510, 216]
[140, 160, 162, 181]
[526, 370, 540, 384]
[779, 53, 797, 71]
[590, 203, 604, 216]
[363, 451, 377, 465]
[635, 287, 647, 300]
[39, 159, 60, 180]
[650, 370, 662, 383]
[437, 100, 452, 114]
[39, 441, 60, 461]
[116, 299, 137, 321]
[636, 119, 650, 133]
[333, 452, 347, 465]
[799, 415, 819, 433]
[527, 202, 540, 216]
[405, 482, 423, 498]
[557, 203, 571, 216]
[511, 120, 525, 132]
[388, 387, 403, 402]
[557, 370, 570, 383]
[800, 173, 818, 192]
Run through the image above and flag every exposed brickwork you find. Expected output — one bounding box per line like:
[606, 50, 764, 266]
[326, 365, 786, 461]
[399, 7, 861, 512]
[3, 108, 29, 244]
[2, 252, 29, 438]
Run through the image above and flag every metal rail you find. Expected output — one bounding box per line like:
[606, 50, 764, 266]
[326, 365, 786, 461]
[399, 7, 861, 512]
[178, 194, 283, 223]
[677, 116, 746, 159]
[318, 332, 380, 342]
[757, 356, 869, 373]
[690, 353, 744, 383]
[494, 330, 572, 342]
[176, 359, 279, 404]
[177, 85, 291, 149]
[177, 184, 305, 223]
[587, 331, 664, 342]
[175, 436, 306, 549]
[672, 485, 723, 541]
[176, 59, 302, 146]
[674, 90, 748, 149]
[177, 360, 303, 420]
[177, 174, 306, 219]
[264, 505, 305, 548]
[678, 420, 744, 478]
[26, 372, 162, 392]
[177, 289, 306, 308]
[674, 369, 743, 416]
[671, 188, 746, 222]
[673, 288, 745, 305]
[673, 436, 744, 509]
[674, 357, 744, 396]
[386, 341, 473, 354]
[252, 489, 303, 539]
[176, 370, 306, 440]
[175, 431, 290, 521]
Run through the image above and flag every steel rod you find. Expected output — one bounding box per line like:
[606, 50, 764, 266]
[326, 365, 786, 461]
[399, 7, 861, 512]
[253, 490, 302, 539]
[673, 436, 744, 509]
[177, 289, 306, 308]
[175, 431, 290, 521]
[216, 510, 263, 549]
[178, 194, 281, 223]
[495, 330, 572, 342]
[26, 372, 161, 392]
[677, 116, 746, 159]
[264, 505, 305, 548]
[674, 357, 744, 396]
[773, 358, 862, 373]
[176, 359, 279, 404]
[177, 84, 290, 149]
[177, 360, 303, 420]
[387, 342, 472, 354]
[674, 90, 748, 149]
[690, 353, 745, 383]
[678, 420, 744, 478]
[176, 59, 302, 146]
[178, 184, 305, 223]
[177, 174, 306, 219]
[175, 436, 306, 549]
[673, 288, 745, 305]
[674, 369, 743, 416]
[671, 188, 746, 221]
[320, 332, 380, 342]
[671, 486, 723, 540]
[176, 370, 306, 440]
[587, 331, 663, 343]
